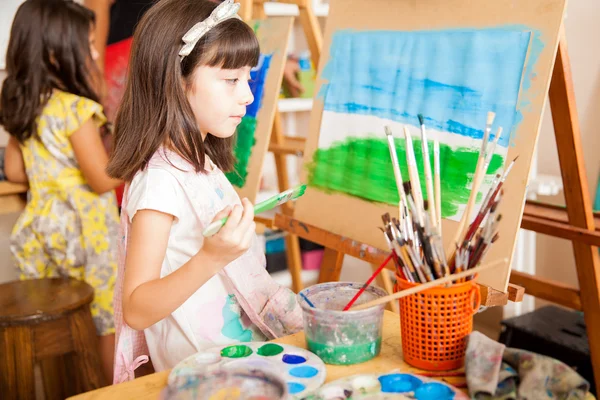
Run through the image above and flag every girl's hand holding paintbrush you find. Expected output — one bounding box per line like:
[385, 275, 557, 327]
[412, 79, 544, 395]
[202, 199, 257, 268]
[203, 184, 306, 237]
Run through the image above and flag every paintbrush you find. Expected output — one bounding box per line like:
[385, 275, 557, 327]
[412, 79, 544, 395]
[381, 217, 405, 279]
[203, 184, 307, 237]
[402, 181, 420, 249]
[463, 156, 517, 244]
[434, 139, 442, 235]
[485, 127, 503, 170]
[462, 173, 501, 244]
[406, 245, 429, 282]
[384, 126, 411, 225]
[389, 219, 414, 281]
[392, 239, 416, 283]
[350, 258, 509, 311]
[403, 126, 425, 227]
[300, 292, 315, 308]
[418, 114, 437, 230]
[423, 211, 444, 279]
[467, 194, 502, 271]
[390, 221, 419, 282]
[446, 112, 495, 259]
[342, 252, 394, 311]
[468, 231, 499, 273]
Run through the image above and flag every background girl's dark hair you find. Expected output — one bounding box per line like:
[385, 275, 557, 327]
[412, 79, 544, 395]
[0, 0, 99, 143]
[106, 0, 259, 182]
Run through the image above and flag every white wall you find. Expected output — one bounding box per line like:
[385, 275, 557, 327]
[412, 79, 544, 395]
[0, 1, 24, 69]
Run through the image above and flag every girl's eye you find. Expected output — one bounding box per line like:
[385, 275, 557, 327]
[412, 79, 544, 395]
[225, 78, 238, 85]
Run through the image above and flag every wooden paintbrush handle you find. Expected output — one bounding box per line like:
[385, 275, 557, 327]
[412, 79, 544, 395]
[350, 258, 508, 311]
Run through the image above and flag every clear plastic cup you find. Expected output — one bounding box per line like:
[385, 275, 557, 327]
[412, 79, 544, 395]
[298, 282, 387, 365]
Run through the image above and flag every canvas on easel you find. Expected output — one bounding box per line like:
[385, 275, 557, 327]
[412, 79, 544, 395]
[294, 0, 568, 291]
[226, 17, 294, 202]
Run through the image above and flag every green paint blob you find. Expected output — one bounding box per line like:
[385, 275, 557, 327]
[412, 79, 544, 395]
[221, 294, 253, 342]
[306, 337, 382, 365]
[256, 343, 284, 356]
[306, 136, 504, 218]
[226, 116, 257, 188]
[220, 344, 253, 358]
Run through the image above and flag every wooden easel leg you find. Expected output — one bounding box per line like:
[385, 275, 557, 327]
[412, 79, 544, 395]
[297, 5, 323, 67]
[272, 113, 293, 216]
[318, 248, 345, 283]
[239, 0, 253, 21]
[252, 2, 266, 20]
[271, 112, 304, 291]
[549, 35, 600, 392]
[285, 233, 304, 293]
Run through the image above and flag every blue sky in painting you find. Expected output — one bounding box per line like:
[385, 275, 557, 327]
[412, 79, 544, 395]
[320, 28, 533, 147]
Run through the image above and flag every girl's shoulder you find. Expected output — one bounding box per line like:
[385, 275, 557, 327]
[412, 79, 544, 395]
[43, 90, 107, 137]
[147, 148, 223, 180]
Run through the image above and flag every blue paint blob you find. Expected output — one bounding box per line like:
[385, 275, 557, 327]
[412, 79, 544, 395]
[246, 53, 273, 119]
[282, 354, 307, 364]
[289, 366, 319, 378]
[287, 382, 306, 394]
[414, 382, 455, 400]
[378, 374, 423, 393]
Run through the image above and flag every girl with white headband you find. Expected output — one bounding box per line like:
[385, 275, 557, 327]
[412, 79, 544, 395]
[107, 0, 302, 382]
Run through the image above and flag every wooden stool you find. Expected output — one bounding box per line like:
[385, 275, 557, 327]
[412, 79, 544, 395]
[0, 278, 107, 400]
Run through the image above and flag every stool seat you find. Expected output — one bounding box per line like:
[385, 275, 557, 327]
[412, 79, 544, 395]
[0, 278, 94, 325]
[0, 278, 106, 400]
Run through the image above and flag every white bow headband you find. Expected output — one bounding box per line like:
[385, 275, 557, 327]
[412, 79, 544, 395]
[179, 0, 242, 59]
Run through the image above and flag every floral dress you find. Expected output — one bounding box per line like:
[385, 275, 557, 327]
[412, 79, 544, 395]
[10, 90, 119, 336]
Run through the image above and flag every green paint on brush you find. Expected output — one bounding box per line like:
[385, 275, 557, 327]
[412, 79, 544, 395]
[257, 343, 284, 356]
[221, 344, 253, 358]
[226, 116, 257, 188]
[306, 136, 504, 218]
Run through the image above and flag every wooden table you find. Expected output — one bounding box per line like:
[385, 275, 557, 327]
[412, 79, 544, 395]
[68, 311, 465, 399]
[64, 310, 598, 399]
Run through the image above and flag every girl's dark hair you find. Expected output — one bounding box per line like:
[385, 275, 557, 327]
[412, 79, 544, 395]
[0, 0, 99, 143]
[107, 0, 260, 182]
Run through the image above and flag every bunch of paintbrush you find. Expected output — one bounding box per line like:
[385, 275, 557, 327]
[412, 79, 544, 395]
[380, 199, 448, 284]
[382, 114, 517, 284]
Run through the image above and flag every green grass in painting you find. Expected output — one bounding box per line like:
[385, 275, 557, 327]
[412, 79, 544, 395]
[306, 136, 504, 218]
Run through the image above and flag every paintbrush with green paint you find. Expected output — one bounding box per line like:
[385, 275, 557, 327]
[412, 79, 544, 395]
[202, 184, 307, 237]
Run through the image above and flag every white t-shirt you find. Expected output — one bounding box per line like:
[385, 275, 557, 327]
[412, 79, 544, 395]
[124, 149, 267, 371]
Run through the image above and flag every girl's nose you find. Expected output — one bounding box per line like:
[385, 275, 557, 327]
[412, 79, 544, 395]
[241, 81, 254, 106]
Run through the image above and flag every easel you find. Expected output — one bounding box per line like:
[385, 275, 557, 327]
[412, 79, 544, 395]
[239, 0, 323, 294]
[271, 32, 600, 390]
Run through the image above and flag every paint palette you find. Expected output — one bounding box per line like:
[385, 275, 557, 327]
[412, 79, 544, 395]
[161, 368, 288, 400]
[168, 342, 326, 398]
[298, 373, 469, 400]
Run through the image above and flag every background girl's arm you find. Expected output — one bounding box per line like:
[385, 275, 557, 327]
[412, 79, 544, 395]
[84, 0, 114, 72]
[4, 136, 28, 184]
[70, 117, 122, 194]
[123, 200, 256, 331]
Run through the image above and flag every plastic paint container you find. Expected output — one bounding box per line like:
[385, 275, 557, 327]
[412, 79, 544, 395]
[298, 282, 387, 365]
